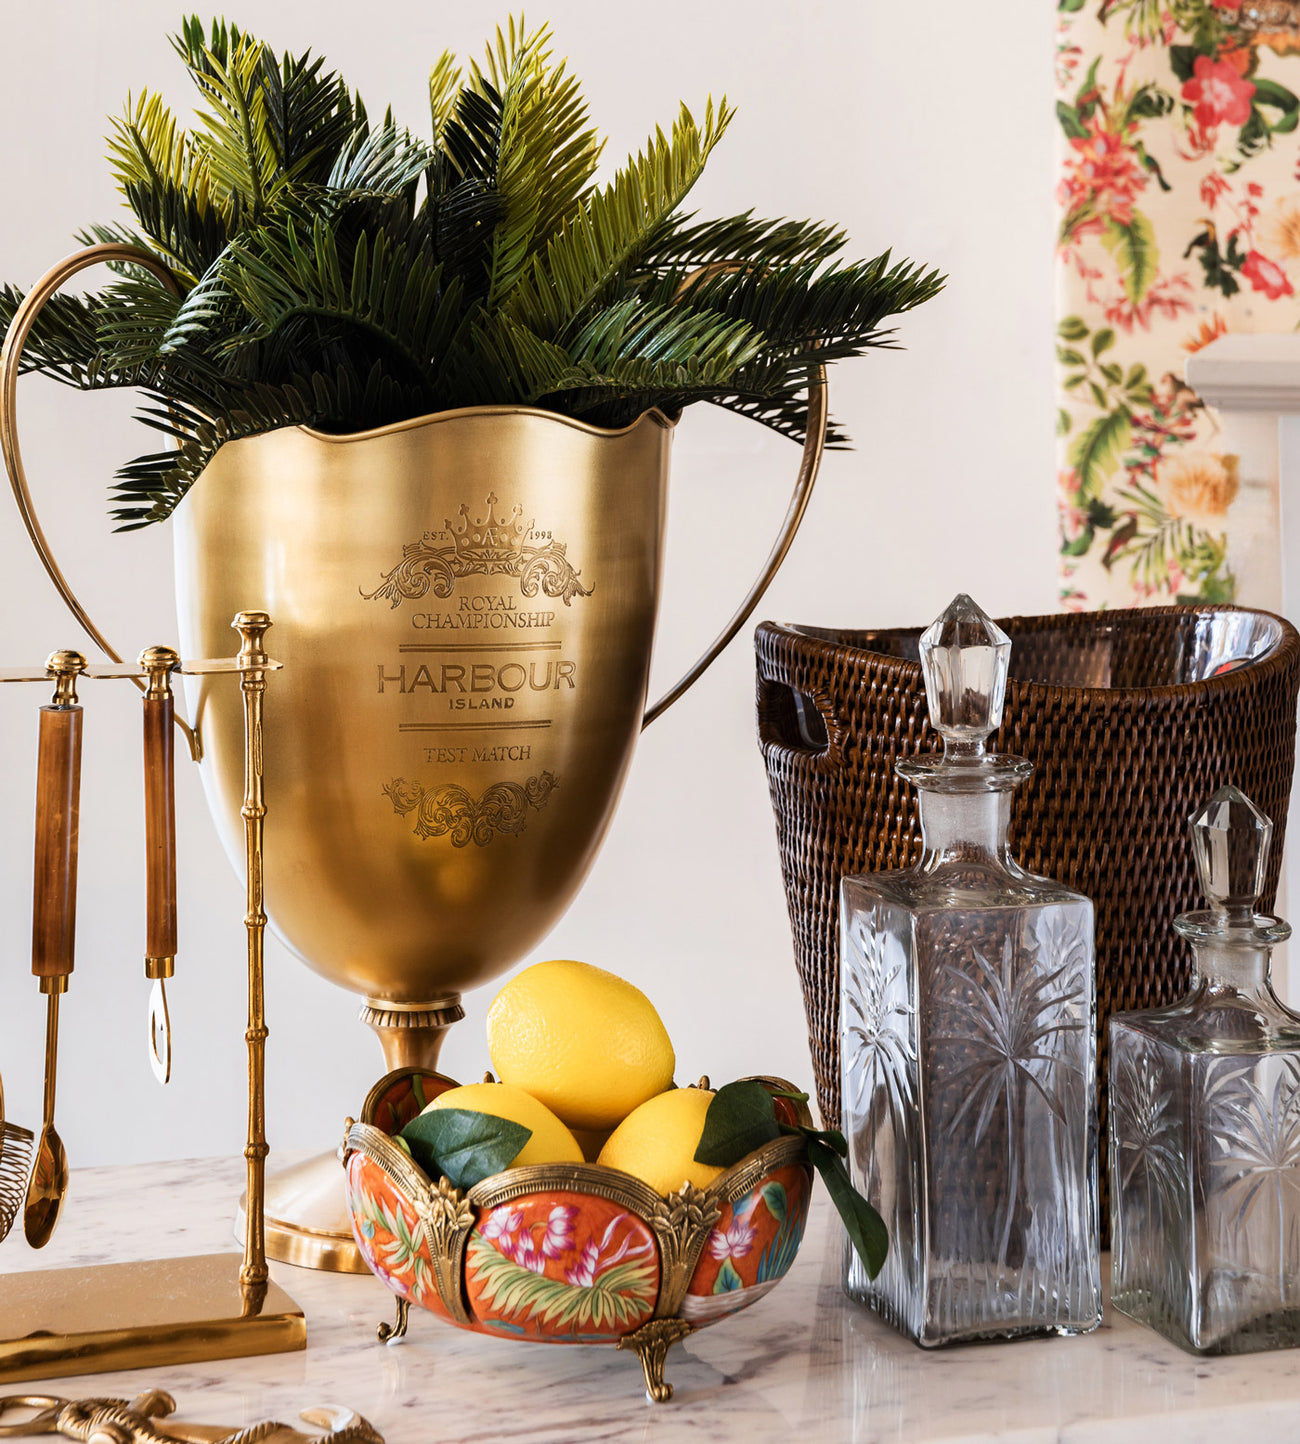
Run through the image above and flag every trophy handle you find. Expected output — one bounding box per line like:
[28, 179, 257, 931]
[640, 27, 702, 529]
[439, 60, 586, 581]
[3, 245, 828, 738]
[641, 364, 827, 728]
[0, 244, 201, 759]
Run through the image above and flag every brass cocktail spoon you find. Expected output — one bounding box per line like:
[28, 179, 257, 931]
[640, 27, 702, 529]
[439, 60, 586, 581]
[23, 649, 85, 1248]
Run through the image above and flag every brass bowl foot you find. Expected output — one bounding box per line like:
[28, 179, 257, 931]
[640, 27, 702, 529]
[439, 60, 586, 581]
[616, 1318, 694, 1403]
[376, 1297, 410, 1344]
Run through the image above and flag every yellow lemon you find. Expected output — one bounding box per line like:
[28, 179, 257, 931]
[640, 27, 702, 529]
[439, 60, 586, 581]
[423, 1082, 583, 1169]
[487, 959, 675, 1132]
[597, 1087, 723, 1196]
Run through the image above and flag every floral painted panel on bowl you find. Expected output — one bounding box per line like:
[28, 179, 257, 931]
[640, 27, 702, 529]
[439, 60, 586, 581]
[346, 1151, 452, 1321]
[684, 1163, 813, 1325]
[464, 1190, 660, 1343]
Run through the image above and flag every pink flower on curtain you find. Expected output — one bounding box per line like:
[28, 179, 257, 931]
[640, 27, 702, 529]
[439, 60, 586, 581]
[1241, 249, 1294, 298]
[1182, 55, 1255, 129]
[1059, 118, 1146, 228]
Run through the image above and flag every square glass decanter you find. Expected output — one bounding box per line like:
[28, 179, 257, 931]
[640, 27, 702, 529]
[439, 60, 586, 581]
[1110, 786, 1300, 1354]
[839, 594, 1101, 1345]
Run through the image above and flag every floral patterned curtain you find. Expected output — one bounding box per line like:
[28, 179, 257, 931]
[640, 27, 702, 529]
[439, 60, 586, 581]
[1057, 0, 1300, 608]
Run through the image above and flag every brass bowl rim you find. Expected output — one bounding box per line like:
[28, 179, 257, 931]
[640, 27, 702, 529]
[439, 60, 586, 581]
[284, 402, 678, 447]
[346, 1117, 809, 1210]
[344, 1072, 815, 1211]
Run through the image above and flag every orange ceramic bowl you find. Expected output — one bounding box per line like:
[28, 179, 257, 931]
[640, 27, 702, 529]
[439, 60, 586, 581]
[342, 1068, 814, 1401]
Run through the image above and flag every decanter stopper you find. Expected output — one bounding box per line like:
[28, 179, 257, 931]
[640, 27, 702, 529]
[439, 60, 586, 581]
[918, 594, 1011, 762]
[1189, 785, 1272, 928]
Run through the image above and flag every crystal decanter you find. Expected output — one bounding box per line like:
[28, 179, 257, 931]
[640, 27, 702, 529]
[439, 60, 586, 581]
[1110, 785, 1300, 1354]
[839, 594, 1101, 1345]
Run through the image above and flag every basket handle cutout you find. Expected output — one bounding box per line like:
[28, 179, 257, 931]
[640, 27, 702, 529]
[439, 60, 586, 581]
[756, 673, 840, 765]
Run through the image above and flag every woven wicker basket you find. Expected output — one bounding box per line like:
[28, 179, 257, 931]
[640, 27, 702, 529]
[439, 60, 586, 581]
[756, 605, 1300, 1236]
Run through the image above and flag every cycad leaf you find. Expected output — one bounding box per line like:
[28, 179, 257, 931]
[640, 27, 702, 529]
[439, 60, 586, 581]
[258, 44, 359, 187]
[475, 20, 601, 306]
[429, 50, 463, 147]
[4, 16, 942, 527]
[507, 96, 733, 338]
[639, 210, 847, 272]
[185, 29, 277, 222]
[326, 122, 434, 195]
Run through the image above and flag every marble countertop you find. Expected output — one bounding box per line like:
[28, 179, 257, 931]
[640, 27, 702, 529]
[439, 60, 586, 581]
[3, 1154, 1300, 1442]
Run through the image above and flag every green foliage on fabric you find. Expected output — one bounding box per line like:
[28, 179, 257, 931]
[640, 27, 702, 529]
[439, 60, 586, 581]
[0, 14, 943, 529]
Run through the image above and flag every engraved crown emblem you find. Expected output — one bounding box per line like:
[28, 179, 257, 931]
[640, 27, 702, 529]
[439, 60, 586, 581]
[363, 494, 591, 609]
[448, 493, 531, 559]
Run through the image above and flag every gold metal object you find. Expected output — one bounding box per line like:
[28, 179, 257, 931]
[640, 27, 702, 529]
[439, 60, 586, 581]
[234, 611, 272, 1313]
[376, 1297, 409, 1344]
[2, 243, 828, 1273]
[141, 645, 180, 1085]
[21, 986, 65, 1249]
[0, 1257, 303, 1385]
[0, 1386, 376, 1442]
[24, 650, 86, 1251]
[0, 624, 303, 1380]
[0, 244, 199, 761]
[646, 1184, 723, 1318]
[0, 1074, 32, 1243]
[617, 1318, 695, 1403]
[342, 1074, 816, 1398]
[148, 979, 172, 1086]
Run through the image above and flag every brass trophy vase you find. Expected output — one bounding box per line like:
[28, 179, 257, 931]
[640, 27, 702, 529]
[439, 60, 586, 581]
[1, 245, 826, 1273]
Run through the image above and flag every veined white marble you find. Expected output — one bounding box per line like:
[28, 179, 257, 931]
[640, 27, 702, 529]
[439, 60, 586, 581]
[3, 1154, 1300, 1442]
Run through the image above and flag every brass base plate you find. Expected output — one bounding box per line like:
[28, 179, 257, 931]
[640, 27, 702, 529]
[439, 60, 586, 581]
[0, 1253, 305, 1383]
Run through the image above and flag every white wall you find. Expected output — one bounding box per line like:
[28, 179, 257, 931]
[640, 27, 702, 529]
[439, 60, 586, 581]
[0, 0, 1058, 1167]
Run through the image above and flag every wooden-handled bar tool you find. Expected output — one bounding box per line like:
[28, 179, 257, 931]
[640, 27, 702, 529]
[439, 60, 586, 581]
[23, 649, 85, 1249]
[0, 1077, 32, 1244]
[140, 647, 178, 1085]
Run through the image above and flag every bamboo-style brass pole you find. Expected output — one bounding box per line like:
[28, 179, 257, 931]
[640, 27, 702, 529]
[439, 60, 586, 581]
[234, 610, 272, 1313]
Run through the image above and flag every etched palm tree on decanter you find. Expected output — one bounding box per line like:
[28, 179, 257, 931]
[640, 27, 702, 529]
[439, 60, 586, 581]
[1110, 785, 1300, 1355]
[839, 594, 1100, 1345]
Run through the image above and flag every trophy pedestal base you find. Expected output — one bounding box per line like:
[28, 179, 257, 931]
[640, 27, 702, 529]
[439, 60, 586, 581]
[235, 1152, 368, 1274]
[0, 1253, 304, 1383]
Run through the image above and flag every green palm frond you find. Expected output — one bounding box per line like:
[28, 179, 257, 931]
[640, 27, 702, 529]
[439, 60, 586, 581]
[638, 211, 847, 272]
[506, 96, 733, 337]
[325, 122, 433, 196]
[216, 214, 458, 388]
[95, 274, 185, 368]
[182, 25, 276, 222]
[0, 287, 111, 386]
[564, 295, 761, 374]
[257, 43, 359, 188]
[2, 14, 941, 527]
[428, 51, 463, 147]
[682, 252, 945, 351]
[475, 19, 601, 306]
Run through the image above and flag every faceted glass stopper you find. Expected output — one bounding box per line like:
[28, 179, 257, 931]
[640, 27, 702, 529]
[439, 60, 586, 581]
[1189, 785, 1272, 923]
[918, 594, 1011, 757]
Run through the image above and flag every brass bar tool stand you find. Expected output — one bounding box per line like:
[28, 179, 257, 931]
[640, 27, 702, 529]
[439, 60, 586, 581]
[0, 612, 305, 1382]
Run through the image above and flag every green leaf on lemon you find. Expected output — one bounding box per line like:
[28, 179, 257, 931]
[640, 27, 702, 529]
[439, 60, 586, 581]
[807, 1137, 889, 1279]
[694, 1080, 782, 1166]
[399, 1108, 531, 1190]
[695, 1078, 889, 1279]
